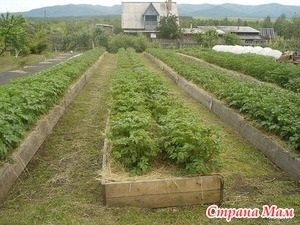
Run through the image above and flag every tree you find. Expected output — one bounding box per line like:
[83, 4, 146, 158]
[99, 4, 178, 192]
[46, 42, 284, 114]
[194, 29, 219, 48]
[267, 36, 285, 51]
[223, 33, 242, 45]
[107, 33, 148, 53]
[92, 27, 111, 49]
[289, 16, 300, 39]
[50, 29, 64, 52]
[157, 14, 181, 39]
[262, 16, 273, 28]
[274, 14, 288, 38]
[0, 13, 28, 57]
[222, 17, 231, 26]
[11, 29, 29, 57]
[30, 28, 50, 54]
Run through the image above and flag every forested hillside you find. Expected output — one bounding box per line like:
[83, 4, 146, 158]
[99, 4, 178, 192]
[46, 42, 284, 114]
[10, 3, 300, 18]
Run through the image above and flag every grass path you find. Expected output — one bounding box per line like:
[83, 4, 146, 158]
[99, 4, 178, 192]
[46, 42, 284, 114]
[0, 53, 116, 224]
[0, 53, 299, 225]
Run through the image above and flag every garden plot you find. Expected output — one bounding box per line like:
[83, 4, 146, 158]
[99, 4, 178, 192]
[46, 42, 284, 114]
[0, 52, 299, 224]
[0, 48, 106, 202]
[100, 48, 223, 208]
[178, 48, 300, 93]
[146, 48, 300, 180]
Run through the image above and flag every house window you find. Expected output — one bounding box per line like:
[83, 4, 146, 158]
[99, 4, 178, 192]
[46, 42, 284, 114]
[145, 15, 157, 22]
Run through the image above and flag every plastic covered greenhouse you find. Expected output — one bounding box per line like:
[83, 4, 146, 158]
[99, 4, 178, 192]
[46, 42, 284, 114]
[212, 45, 282, 59]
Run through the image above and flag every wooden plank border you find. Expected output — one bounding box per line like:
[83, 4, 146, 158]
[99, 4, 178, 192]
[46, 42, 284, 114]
[100, 63, 224, 209]
[102, 176, 224, 208]
[0, 53, 107, 203]
[145, 52, 300, 181]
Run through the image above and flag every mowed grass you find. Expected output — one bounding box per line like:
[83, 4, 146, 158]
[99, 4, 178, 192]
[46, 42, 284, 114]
[0, 53, 299, 225]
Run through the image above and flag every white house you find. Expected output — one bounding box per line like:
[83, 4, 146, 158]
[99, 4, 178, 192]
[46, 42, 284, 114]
[122, 0, 179, 35]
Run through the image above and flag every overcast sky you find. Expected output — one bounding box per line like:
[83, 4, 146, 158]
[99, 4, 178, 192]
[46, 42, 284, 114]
[1, 0, 300, 13]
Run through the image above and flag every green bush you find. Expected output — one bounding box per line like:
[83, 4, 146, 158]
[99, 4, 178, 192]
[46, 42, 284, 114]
[148, 41, 161, 49]
[108, 33, 149, 53]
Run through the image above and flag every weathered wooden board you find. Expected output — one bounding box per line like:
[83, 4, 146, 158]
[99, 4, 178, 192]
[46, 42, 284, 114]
[102, 175, 224, 208]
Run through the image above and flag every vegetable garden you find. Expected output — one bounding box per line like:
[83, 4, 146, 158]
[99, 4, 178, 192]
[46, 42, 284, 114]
[109, 48, 221, 175]
[178, 48, 300, 93]
[147, 48, 300, 153]
[0, 47, 299, 224]
[0, 48, 105, 162]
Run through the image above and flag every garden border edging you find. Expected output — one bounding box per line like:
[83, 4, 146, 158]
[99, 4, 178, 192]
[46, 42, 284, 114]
[0, 52, 107, 203]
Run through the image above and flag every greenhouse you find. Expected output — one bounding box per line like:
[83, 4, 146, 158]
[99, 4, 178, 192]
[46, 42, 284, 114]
[212, 45, 282, 59]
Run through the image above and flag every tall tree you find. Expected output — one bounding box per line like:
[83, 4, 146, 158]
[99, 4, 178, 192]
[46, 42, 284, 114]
[0, 13, 28, 57]
[93, 27, 110, 49]
[30, 28, 50, 54]
[262, 16, 273, 28]
[223, 33, 242, 45]
[157, 14, 181, 39]
[274, 14, 288, 38]
[289, 16, 300, 39]
[194, 29, 219, 48]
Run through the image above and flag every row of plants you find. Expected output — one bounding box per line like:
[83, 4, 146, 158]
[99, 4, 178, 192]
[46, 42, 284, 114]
[109, 48, 221, 175]
[147, 48, 300, 152]
[178, 48, 300, 93]
[0, 47, 106, 161]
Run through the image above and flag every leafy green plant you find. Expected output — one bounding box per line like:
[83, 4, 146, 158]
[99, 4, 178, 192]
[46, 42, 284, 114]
[148, 48, 300, 152]
[159, 108, 221, 173]
[109, 48, 221, 174]
[110, 111, 159, 174]
[0, 48, 105, 161]
[107, 33, 149, 53]
[178, 48, 300, 93]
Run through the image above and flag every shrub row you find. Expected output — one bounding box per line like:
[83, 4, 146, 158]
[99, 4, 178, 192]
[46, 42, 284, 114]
[147, 48, 300, 152]
[109, 48, 221, 175]
[108, 33, 149, 53]
[0, 48, 105, 161]
[178, 48, 300, 93]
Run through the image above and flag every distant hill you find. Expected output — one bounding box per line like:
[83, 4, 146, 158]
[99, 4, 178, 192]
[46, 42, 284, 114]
[181, 3, 300, 18]
[17, 4, 122, 17]
[9, 3, 300, 18]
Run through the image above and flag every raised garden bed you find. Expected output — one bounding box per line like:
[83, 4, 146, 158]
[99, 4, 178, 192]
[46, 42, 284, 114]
[101, 120, 223, 208]
[102, 172, 223, 208]
[0, 51, 106, 202]
[145, 51, 300, 181]
[100, 49, 224, 208]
